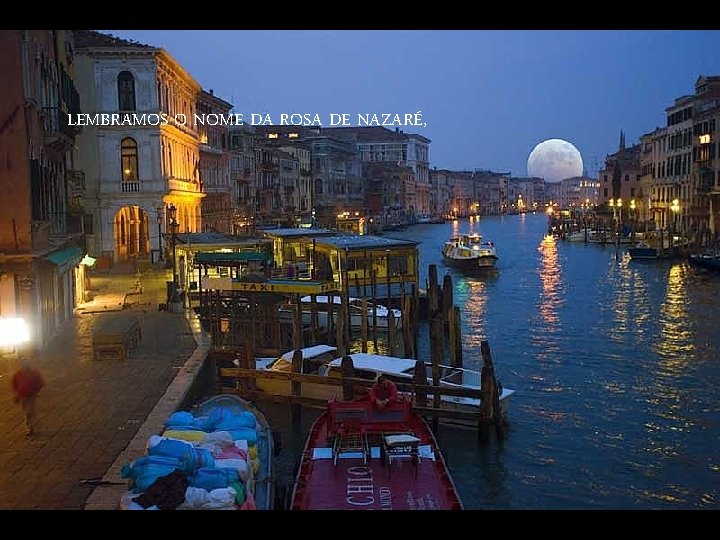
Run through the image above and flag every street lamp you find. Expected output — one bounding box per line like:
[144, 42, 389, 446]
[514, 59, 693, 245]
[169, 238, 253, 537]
[670, 198, 680, 237]
[156, 204, 164, 262]
[167, 204, 179, 301]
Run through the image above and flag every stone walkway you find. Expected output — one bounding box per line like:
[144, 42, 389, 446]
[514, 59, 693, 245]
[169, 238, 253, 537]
[0, 262, 202, 509]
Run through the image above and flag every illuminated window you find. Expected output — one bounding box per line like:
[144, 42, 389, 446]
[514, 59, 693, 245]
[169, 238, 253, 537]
[117, 71, 136, 111]
[699, 134, 710, 145]
[268, 133, 279, 139]
[121, 138, 139, 181]
[288, 133, 299, 138]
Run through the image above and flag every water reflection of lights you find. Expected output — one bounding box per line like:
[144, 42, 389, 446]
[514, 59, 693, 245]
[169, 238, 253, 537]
[537, 234, 563, 329]
[462, 279, 489, 351]
[656, 264, 694, 360]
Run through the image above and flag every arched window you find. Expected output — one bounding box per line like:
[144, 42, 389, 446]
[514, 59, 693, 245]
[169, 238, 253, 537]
[117, 71, 136, 111]
[121, 138, 139, 181]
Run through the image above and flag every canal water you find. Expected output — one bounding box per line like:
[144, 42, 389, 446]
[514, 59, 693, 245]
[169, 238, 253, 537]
[257, 213, 720, 509]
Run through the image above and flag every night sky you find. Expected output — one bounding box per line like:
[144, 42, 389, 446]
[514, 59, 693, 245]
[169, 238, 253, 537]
[104, 30, 720, 177]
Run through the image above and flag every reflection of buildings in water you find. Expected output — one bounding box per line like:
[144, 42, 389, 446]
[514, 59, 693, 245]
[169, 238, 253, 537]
[537, 234, 562, 329]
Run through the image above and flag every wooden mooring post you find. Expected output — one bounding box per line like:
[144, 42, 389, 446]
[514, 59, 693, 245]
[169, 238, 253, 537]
[291, 349, 303, 424]
[292, 294, 303, 350]
[478, 340, 504, 441]
[360, 297, 368, 353]
[402, 293, 413, 358]
[387, 309, 397, 357]
[310, 294, 319, 344]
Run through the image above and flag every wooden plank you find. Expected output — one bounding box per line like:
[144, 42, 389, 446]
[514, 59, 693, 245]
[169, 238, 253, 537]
[219, 367, 485, 398]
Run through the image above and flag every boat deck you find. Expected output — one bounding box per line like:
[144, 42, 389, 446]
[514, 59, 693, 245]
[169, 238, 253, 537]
[291, 398, 462, 510]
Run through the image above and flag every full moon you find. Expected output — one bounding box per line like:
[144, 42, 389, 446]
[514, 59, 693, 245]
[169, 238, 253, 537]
[527, 139, 583, 182]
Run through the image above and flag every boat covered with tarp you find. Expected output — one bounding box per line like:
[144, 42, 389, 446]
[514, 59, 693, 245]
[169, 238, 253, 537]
[119, 395, 274, 510]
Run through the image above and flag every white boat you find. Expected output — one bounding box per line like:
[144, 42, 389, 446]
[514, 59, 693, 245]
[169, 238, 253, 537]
[319, 353, 514, 422]
[442, 234, 498, 269]
[299, 295, 402, 329]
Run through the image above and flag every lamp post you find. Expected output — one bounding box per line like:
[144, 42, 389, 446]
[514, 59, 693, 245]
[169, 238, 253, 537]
[629, 199, 636, 240]
[168, 204, 179, 302]
[670, 198, 681, 249]
[156, 205, 164, 262]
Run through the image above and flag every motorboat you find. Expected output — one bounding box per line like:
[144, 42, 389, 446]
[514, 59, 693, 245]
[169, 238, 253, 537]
[299, 295, 402, 329]
[442, 233, 498, 269]
[289, 395, 463, 510]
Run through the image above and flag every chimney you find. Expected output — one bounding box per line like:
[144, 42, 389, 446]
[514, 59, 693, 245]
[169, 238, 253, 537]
[209, 89, 214, 95]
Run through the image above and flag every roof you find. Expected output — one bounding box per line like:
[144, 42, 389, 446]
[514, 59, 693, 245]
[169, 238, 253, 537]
[325, 126, 408, 142]
[314, 235, 418, 250]
[75, 30, 154, 49]
[261, 228, 336, 239]
[199, 89, 234, 111]
[174, 232, 262, 246]
[194, 251, 270, 265]
[327, 353, 417, 375]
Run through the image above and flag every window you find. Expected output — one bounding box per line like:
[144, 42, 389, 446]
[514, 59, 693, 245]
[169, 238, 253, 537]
[624, 174, 629, 182]
[83, 214, 93, 234]
[117, 71, 136, 111]
[388, 255, 408, 276]
[121, 138, 139, 181]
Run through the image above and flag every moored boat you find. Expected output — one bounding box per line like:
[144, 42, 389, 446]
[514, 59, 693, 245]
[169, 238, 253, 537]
[442, 233, 498, 269]
[289, 396, 463, 510]
[320, 353, 514, 422]
[688, 252, 720, 272]
[300, 295, 402, 329]
[119, 395, 275, 510]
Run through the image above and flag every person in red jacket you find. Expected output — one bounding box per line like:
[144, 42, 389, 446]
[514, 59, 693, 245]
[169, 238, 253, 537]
[369, 374, 398, 410]
[11, 357, 45, 436]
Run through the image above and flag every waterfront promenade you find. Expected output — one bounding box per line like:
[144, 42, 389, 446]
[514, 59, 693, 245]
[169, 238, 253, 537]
[0, 261, 205, 510]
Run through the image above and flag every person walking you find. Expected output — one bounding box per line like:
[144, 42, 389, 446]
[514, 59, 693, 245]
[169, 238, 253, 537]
[11, 357, 45, 436]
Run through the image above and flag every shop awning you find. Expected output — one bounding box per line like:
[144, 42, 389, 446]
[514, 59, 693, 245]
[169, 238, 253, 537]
[45, 246, 84, 273]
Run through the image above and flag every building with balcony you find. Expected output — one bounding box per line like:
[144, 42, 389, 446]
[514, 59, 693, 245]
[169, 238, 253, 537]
[198, 89, 233, 234]
[363, 162, 415, 225]
[691, 76, 720, 241]
[0, 30, 87, 348]
[74, 30, 204, 266]
[229, 125, 258, 235]
[325, 126, 431, 215]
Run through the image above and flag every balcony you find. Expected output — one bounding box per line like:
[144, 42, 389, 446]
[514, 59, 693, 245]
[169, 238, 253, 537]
[41, 107, 76, 151]
[168, 177, 201, 193]
[121, 181, 141, 193]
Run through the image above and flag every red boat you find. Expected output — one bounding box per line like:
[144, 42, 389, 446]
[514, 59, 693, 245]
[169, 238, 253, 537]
[290, 396, 463, 510]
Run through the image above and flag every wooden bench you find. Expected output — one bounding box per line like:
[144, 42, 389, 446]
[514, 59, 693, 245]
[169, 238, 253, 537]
[93, 315, 141, 361]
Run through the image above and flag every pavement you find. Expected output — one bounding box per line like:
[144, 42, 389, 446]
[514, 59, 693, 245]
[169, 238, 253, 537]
[0, 260, 208, 510]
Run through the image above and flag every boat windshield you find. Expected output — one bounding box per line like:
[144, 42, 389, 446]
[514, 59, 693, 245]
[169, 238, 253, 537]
[268, 357, 293, 372]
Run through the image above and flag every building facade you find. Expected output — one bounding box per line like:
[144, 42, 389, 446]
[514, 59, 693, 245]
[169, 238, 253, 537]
[326, 126, 431, 216]
[0, 30, 87, 349]
[198, 90, 232, 234]
[74, 31, 204, 266]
